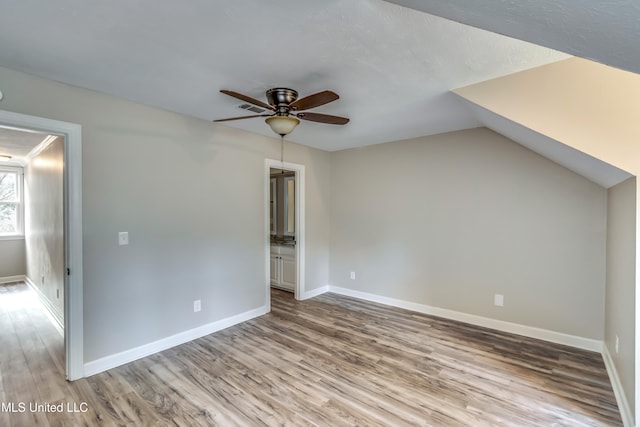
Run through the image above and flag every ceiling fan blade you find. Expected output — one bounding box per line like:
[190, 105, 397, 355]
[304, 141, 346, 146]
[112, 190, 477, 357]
[213, 114, 273, 122]
[220, 90, 275, 111]
[290, 90, 339, 111]
[296, 112, 349, 125]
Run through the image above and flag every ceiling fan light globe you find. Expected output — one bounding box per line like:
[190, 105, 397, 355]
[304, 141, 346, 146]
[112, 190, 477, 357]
[265, 116, 300, 136]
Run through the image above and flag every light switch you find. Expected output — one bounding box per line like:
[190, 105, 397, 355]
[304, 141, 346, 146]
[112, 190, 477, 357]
[118, 232, 129, 246]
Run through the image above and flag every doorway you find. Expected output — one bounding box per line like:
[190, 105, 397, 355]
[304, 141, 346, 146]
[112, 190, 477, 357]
[0, 109, 83, 380]
[265, 159, 305, 308]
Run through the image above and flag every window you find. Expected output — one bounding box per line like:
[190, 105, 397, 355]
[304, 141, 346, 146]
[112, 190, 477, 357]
[0, 166, 23, 237]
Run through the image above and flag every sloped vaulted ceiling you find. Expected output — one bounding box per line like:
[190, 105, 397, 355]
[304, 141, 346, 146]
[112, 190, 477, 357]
[385, 0, 639, 187]
[455, 58, 640, 183]
[384, 0, 640, 75]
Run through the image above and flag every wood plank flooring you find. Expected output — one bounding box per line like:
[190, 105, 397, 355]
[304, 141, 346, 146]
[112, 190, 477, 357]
[0, 282, 622, 426]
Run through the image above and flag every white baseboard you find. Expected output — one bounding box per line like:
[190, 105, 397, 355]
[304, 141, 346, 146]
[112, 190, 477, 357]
[0, 274, 26, 285]
[328, 286, 603, 353]
[602, 344, 635, 427]
[84, 304, 269, 377]
[24, 276, 64, 336]
[301, 285, 329, 300]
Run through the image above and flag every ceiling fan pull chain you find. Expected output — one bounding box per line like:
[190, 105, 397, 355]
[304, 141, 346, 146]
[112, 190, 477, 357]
[281, 135, 284, 173]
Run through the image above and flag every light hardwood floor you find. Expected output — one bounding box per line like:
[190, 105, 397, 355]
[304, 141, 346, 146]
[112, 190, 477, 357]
[1, 282, 622, 426]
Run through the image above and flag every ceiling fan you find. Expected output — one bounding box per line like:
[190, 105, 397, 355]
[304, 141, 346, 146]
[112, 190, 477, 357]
[214, 88, 349, 136]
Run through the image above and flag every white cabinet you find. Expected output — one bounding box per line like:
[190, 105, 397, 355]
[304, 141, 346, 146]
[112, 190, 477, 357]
[270, 253, 280, 284]
[280, 255, 296, 289]
[270, 245, 296, 291]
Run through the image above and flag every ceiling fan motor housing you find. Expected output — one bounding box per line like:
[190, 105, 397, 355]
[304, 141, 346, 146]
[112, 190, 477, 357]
[266, 88, 298, 110]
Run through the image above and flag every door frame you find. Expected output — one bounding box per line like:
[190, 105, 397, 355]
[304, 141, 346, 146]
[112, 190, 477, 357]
[0, 109, 84, 381]
[265, 158, 305, 306]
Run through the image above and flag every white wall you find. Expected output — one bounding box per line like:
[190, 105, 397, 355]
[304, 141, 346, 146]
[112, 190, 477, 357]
[0, 65, 331, 363]
[330, 128, 607, 339]
[24, 136, 65, 322]
[0, 238, 26, 279]
[278, 142, 331, 293]
[605, 177, 636, 419]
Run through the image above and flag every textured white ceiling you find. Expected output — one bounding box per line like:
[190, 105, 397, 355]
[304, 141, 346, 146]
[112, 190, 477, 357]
[0, 127, 49, 166]
[385, 0, 640, 75]
[0, 0, 567, 151]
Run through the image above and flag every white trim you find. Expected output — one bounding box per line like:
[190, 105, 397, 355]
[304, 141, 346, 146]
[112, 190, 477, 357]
[0, 235, 24, 241]
[24, 276, 64, 337]
[0, 274, 26, 285]
[84, 304, 269, 377]
[636, 185, 640, 427]
[0, 109, 83, 381]
[301, 285, 329, 300]
[264, 164, 272, 312]
[265, 159, 306, 302]
[328, 286, 603, 352]
[23, 134, 59, 165]
[0, 165, 24, 172]
[296, 164, 305, 301]
[602, 344, 635, 427]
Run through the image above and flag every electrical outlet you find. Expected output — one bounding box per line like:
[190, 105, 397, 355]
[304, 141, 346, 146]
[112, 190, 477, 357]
[350, 272, 356, 280]
[118, 231, 129, 246]
[494, 294, 504, 307]
[56, 289, 60, 299]
[193, 300, 201, 313]
[615, 335, 619, 353]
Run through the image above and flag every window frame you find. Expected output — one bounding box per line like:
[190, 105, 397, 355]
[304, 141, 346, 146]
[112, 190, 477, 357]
[0, 165, 24, 240]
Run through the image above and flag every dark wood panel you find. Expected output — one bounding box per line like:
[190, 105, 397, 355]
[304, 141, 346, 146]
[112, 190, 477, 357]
[0, 283, 622, 426]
